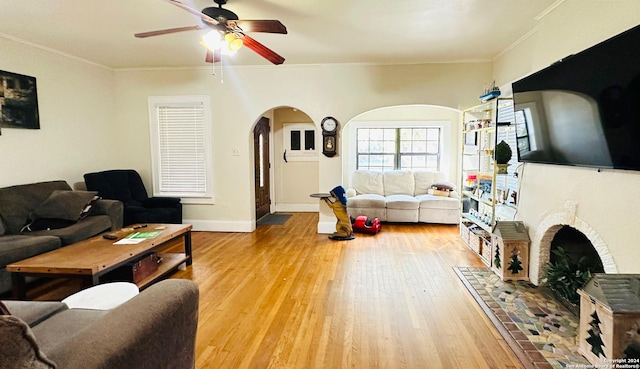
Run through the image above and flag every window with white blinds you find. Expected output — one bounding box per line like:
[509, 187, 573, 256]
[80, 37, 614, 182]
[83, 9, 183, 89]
[148, 96, 213, 204]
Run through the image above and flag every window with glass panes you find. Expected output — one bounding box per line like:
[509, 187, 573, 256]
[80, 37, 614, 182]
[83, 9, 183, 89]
[356, 127, 440, 171]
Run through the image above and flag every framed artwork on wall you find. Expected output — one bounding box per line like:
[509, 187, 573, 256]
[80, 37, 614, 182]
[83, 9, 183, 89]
[0, 70, 40, 130]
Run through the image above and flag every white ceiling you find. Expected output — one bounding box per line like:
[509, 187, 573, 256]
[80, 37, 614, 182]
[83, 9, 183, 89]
[0, 0, 559, 69]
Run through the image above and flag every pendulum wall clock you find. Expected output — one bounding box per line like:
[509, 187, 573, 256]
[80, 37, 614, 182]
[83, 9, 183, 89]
[321, 116, 338, 157]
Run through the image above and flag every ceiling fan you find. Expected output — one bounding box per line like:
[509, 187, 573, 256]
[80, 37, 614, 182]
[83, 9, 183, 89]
[135, 0, 287, 65]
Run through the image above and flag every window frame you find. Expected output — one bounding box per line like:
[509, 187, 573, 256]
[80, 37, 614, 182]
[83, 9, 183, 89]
[148, 95, 214, 205]
[355, 126, 442, 172]
[346, 119, 453, 191]
[283, 122, 318, 161]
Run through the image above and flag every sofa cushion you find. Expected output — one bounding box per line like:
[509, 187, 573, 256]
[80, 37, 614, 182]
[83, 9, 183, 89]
[0, 315, 57, 369]
[0, 181, 72, 235]
[385, 194, 419, 210]
[0, 235, 61, 268]
[31, 308, 109, 357]
[347, 194, 386, 208]
[416, 194, 461, 210]
[413, 171, 447, 195]
[351, 170, 384, 196]
[1, 300, 68, 327]
[383, 171, 414, 196]
[0, 218, 5, 236]
[26, 215, 111, 246]
[23, 218, 76, 232]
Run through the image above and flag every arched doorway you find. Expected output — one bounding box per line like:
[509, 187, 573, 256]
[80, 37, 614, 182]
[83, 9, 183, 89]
[253, 106, 319, 223]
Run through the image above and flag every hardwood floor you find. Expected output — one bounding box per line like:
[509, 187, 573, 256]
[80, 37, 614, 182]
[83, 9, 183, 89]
[165, 213, 523, 369]
[23, 213, 522, 368]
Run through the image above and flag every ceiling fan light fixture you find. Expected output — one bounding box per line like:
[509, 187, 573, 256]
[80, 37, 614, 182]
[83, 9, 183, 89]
[224, 33, 243, 51]
[201, 30, 224, 50]
[138, 0, 286, 65]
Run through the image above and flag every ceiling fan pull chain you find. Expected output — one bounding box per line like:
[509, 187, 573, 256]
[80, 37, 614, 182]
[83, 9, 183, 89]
[220, 53, 224, 84]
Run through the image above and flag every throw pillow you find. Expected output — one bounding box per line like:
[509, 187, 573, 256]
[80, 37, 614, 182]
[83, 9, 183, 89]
[21, 190, 98, 232]
[0, 315, 57, 369]
[432, 180, 456, 191]
[78, 194, 100, 221]
[428, 186, 451, 197]
[0, 301, 10, 315]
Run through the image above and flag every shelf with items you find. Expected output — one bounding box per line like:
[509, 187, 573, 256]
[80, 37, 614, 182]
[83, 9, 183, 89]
[460, 98, 518, 260]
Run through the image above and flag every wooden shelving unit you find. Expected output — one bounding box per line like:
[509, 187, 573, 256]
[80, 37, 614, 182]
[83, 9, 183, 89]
[459, 98, 519, 265]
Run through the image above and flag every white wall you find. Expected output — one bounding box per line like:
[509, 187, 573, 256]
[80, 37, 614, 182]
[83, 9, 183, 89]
[113, 63, 492, 232]
[0, 38, 120, 188]
[493, 0, 640, 280]
[0, 34, 491, 233]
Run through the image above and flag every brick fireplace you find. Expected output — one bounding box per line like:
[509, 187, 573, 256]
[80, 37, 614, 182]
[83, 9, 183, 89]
[528, 200, 618, 285]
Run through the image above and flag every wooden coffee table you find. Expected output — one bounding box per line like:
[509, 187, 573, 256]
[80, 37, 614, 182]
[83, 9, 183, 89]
[7, 223, 192, 299]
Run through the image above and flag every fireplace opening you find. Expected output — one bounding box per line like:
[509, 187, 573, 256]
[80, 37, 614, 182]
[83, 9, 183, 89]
[544, 226, 605, 307]
[550, 226, 605, 272]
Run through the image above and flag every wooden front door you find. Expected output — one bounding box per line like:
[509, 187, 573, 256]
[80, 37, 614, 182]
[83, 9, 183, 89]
[254, 117, 271, 220]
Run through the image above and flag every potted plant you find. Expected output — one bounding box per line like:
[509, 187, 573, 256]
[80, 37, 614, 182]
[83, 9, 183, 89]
[495, 140, 512, 174]
[542, 246, 594, 311]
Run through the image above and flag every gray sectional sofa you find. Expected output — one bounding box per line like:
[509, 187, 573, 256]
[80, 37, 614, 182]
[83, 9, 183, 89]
[0, 180, 123, 295]
[0, 279, 199, 369]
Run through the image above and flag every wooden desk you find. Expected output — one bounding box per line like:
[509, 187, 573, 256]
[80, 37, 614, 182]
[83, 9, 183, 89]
[7, 223, 192, 299]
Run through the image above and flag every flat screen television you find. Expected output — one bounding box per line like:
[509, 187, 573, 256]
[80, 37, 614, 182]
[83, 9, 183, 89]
[511, 24, 640, 171]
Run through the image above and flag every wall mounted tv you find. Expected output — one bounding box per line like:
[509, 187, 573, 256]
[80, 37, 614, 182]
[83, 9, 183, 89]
[512, 24, 640, 171]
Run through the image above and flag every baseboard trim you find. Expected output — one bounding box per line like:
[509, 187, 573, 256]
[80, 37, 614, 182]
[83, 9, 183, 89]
[275, 204, 319, 212]
[184, 219, 254, 233]
[184, 216, 327, 233]
[317, 221, 335, 235]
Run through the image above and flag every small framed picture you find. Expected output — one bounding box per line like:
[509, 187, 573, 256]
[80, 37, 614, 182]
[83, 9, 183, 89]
[465, 132, 477, 145]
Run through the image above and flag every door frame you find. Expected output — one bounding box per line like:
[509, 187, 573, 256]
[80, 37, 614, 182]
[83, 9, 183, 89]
[252, 115, 277, 223]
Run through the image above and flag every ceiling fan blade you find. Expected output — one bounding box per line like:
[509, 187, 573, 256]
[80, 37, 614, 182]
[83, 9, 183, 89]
[241, 34, 285, 65]
[228, 20, 287, 34]
[135, 25, 205, 38]
[165, 0, 218, 25]
[205, 49, 221, 63]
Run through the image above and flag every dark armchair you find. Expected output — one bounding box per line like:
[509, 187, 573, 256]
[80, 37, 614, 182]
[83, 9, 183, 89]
[84, 169, 182, 225]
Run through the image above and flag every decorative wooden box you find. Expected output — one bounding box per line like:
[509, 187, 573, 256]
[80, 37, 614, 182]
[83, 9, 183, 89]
[578, 274, 640, 365]
[468, 228, 488, 255]
[460, 221, 475, 244]
[491, 221, 529, 281]
[481, 236, 492, 266]
[104, 253, 162, 284]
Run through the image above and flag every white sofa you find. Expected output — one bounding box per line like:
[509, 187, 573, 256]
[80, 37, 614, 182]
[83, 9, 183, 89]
[346, 170, 460, 224]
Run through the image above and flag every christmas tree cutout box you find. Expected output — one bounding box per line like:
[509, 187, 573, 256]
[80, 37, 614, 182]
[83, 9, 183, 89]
[491, 221, 530, 281]
[578, 274, 640, 365]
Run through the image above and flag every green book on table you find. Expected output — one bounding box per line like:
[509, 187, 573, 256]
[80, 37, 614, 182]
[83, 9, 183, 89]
[126, 231, 162, 239]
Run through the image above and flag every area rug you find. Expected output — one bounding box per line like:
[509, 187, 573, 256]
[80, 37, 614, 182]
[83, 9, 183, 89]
[453, 267, 592, 369]
[257, 213, 292, 226]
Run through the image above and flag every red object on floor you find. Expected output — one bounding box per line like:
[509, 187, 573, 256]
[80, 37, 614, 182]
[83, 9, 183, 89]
[352, 216, 381, 234]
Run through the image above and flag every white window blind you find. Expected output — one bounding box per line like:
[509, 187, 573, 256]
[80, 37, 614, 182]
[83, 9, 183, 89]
[149, 96, 213, 204]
